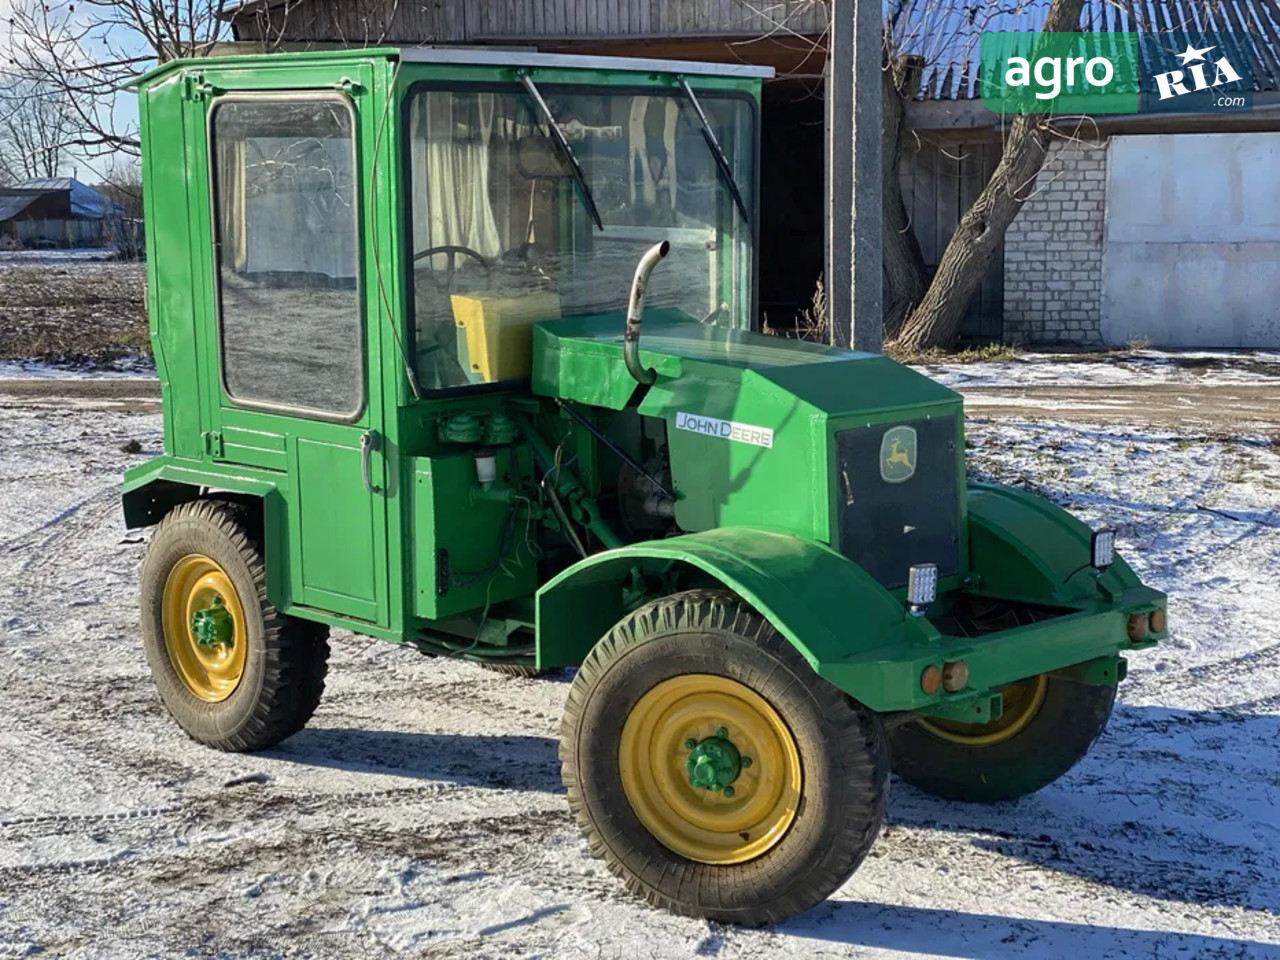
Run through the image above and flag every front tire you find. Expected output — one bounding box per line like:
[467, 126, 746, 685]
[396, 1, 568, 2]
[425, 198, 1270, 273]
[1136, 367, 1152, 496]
[890, 673, 1116, 802]
[561, 590, 888, 924]
[140, 499, 330, 752]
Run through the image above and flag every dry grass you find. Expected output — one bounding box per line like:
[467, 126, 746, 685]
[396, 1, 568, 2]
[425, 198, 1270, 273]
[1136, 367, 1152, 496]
[0, 258, 149, 368]
[885, 341, 1021, 364]
[762, 278, 830, 343]
[763, 279, 1018, 363]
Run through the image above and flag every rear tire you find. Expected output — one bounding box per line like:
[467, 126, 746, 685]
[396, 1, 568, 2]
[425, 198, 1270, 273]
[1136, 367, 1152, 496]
[890, 674, 1116, 802]
[140, 499, 329, 752]
[561, 590, 888, 924]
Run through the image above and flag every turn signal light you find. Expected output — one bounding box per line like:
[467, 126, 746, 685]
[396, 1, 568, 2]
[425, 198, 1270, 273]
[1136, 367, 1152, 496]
[1127, 614, 1148, 642]
[1149, 608, 1167, 633]
[941, 660, 969, 693]
[921, 664, 942, 696]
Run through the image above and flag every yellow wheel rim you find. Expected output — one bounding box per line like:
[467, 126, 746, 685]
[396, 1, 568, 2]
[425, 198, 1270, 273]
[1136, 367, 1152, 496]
[161, 554, 247, 703]
[619, 674, 802, 865]
[918, 674, 1049, 747]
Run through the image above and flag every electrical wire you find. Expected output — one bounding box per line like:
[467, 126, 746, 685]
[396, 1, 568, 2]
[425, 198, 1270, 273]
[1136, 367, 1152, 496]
[367, 60, 424, 400]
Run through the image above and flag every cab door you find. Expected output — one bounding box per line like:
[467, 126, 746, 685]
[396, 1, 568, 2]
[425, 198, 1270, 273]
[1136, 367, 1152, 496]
[195, 82, 389, 626]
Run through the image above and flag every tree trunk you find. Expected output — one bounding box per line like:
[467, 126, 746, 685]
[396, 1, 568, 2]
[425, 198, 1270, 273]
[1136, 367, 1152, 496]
[891, 0, 1086, 352]
[881, 54, 928, 340]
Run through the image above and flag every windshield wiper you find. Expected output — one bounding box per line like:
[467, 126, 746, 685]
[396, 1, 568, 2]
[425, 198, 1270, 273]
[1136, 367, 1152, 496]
[677, 75, 750, 226]
[519, 72, 604, 231]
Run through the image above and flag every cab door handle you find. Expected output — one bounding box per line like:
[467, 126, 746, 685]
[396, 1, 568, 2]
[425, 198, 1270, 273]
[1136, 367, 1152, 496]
[360, 430, 382, 494]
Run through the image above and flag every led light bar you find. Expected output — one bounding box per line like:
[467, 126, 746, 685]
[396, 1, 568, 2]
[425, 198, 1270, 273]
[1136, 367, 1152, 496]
[1091, 528, 1116, 572]
[907, 563, 938, 615]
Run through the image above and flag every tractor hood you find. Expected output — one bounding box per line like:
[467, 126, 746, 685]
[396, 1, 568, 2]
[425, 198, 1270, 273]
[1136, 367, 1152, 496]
[534, 311, 967, 582]
[531, 310, 960, 416]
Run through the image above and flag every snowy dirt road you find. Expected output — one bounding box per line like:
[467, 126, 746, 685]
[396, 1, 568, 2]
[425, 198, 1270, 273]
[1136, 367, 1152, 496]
[0, 390, 1278, 959]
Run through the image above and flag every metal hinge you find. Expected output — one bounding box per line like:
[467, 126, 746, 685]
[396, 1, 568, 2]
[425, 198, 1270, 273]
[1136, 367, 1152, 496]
[182, 75, 219, 101]
[203, 430, 223, 458]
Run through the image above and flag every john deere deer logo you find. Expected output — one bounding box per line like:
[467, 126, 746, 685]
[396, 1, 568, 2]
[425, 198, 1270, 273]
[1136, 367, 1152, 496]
[880, 425, 917, 483]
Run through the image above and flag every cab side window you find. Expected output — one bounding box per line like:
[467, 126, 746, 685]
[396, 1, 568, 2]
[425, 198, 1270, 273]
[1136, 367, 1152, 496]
[211, 97, 364, 418]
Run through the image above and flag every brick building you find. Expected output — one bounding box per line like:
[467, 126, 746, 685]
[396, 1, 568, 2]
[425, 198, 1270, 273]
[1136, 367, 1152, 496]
[902, 0, 1280, 348]
[1002, 142, 1108, 345]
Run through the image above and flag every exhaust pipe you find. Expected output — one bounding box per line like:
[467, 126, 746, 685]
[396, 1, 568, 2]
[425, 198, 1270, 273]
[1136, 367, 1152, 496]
[624, 241, 669, 386]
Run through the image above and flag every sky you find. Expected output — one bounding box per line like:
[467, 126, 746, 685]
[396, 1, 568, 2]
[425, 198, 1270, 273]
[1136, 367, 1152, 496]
[1, 0, 145, 181]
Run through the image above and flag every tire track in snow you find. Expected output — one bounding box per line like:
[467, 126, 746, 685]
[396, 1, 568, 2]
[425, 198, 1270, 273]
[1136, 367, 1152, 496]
[1125, 641, 1280, 695]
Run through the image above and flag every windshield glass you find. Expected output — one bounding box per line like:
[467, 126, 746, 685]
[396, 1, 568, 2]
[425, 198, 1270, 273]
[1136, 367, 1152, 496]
[405, 84, 755, 390]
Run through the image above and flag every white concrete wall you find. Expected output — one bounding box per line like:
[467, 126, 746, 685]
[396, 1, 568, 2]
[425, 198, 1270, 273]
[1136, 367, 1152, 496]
[1103, 132, 1280, 348]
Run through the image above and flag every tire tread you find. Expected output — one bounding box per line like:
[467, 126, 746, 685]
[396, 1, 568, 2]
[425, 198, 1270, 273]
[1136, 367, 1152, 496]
[141, 499, 329, 752]
[561, 589, 888, 924]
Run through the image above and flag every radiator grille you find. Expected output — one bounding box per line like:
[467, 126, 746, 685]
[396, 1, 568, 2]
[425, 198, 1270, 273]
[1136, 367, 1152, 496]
[834, 416, 961, 589]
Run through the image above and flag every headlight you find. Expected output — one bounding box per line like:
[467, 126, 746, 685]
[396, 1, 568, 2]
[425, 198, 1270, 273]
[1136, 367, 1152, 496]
[1091, 528, 1116, 572]
[907, 563, 938, 615]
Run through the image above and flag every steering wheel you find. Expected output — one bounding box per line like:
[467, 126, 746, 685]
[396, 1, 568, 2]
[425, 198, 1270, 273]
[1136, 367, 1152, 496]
[413, 244, 491, 293]
[498, 241, 558, 288]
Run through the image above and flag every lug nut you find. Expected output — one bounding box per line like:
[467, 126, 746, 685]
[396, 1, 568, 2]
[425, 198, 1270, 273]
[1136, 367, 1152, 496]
[684, 738, 697, 750]
[715, 727, 728, 739]
[741, 756, 752, 768]
[723, 787, 735, 798]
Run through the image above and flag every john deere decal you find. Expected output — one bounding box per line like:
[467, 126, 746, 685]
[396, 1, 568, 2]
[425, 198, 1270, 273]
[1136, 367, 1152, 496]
[880, 425, 917, 483]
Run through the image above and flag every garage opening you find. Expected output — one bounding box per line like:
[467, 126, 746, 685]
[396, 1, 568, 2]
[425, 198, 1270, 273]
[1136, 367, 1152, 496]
[757, 78, 826, 331]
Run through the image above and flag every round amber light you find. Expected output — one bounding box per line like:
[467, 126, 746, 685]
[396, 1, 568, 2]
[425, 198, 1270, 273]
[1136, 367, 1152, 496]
[921, 664, 942, 696]
[1127, 614, 1148, 642]
[1149, 609, 1167, 633]
[941, 660, 969, 693]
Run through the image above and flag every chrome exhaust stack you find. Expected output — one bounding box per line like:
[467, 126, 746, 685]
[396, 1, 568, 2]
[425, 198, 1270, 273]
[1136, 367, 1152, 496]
[624, 240, 670, 386]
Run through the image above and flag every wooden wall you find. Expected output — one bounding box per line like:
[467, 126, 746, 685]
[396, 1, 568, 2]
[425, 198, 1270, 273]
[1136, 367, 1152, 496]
[899, 139, 1005, 340]
[233, 0, 829, 43]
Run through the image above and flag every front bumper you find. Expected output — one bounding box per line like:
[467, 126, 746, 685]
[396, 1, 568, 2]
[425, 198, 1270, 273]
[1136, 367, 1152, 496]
[820, 584, 1167, 714]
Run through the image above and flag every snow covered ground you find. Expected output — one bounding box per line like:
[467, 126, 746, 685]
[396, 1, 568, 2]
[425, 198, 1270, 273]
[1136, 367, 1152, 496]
[916, 349, 1280, 389]
[0, 385, 1277, 958]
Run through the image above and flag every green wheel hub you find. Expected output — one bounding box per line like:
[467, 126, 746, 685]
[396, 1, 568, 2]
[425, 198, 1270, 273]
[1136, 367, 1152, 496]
[191, 597, 234, 648]
[686, 728, 743, 794]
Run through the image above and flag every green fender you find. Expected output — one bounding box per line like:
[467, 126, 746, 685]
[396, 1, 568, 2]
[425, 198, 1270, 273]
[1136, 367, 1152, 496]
[121, 456, 290, 608]
[535, 527, 940, 708]
[967, 482, 1145, 606]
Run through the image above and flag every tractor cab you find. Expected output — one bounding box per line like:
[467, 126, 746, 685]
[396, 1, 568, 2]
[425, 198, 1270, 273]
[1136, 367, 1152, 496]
[126, 47, 767, 630]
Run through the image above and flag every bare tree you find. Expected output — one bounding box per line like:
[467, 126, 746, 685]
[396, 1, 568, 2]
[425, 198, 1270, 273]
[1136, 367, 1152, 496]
[0, 79, 78, 181]
[4, 0, 238, 158]
[97, 158, 146, 259]
[880, 47, 928, 340]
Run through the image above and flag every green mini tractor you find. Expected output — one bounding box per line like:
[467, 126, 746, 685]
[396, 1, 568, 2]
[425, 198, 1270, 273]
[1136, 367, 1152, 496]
[123, 47, 1167, 924]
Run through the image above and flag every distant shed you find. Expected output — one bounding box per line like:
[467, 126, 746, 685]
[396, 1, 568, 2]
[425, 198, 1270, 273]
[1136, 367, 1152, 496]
[0, 178, 120, 248]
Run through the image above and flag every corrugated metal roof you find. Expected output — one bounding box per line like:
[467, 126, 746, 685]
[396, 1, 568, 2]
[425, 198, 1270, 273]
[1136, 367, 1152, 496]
[0, 178, 116, 220]
[894, 0, 1280, 100]
[0, 191, 45, 222]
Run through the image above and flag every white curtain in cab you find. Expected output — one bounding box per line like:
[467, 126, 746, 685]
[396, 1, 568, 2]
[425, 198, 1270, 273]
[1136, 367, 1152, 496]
[409, 92, 503, 265]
